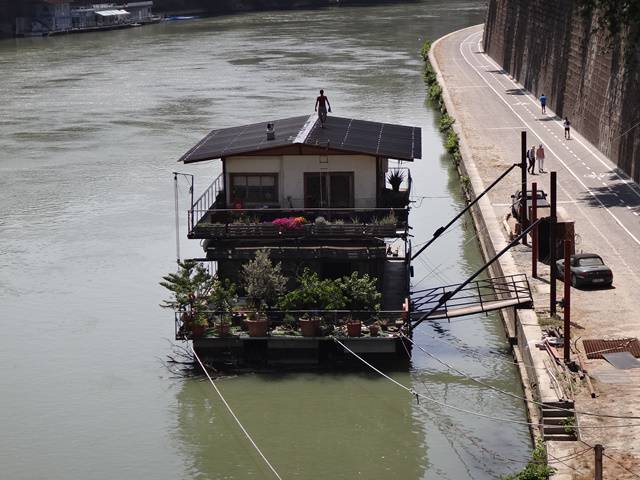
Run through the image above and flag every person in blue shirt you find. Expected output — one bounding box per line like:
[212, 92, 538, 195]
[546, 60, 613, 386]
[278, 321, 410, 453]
[539, 94, 547, 114]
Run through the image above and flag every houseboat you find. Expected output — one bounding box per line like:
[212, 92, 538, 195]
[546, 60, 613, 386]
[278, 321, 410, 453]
[171, 114, 421, 368]
[15, 1, 155, 37]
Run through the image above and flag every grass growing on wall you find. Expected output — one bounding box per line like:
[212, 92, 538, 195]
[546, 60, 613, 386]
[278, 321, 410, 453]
[421, 39, 461, 165]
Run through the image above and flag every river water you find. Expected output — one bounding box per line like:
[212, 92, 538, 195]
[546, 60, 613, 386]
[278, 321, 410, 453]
[0, 2, 532, 479]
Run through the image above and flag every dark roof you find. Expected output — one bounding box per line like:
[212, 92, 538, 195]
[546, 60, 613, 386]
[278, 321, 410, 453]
[178, 114, 421, 163]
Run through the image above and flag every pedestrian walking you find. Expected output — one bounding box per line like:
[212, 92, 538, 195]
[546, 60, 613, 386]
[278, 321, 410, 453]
[527, 145, 536, 174]
[539, 93, 547, 114]
[563, 117, 571, 139]
[536, 144, 545, 173]
[315, 89, 331, 127]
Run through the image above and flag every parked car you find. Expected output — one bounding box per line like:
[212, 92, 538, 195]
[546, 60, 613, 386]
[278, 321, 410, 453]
[556, 253, 613, 287]
[511, 189, 550, 221]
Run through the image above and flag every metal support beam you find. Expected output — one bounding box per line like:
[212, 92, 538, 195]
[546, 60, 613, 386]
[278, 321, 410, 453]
[411, 218, 541, 329]
[563, 238, 572, 363]
[521, 131, 528, 245]
[411, 163, 520, 261]
[531, 181, 538, 278]
[550, 171, 557, 316]
[594, 444, 603, 480]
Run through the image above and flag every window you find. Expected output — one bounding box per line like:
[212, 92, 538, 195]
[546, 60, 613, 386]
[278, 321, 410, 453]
[231, 174, 278, 205]
[304, 172, 354, 208]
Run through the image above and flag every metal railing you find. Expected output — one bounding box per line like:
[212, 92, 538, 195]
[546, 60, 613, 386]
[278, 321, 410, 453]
[174, 308, 407, 340]
[188, 172, 224, 232]
[410, 273, 532, 319]
[191, 207, 408, 224]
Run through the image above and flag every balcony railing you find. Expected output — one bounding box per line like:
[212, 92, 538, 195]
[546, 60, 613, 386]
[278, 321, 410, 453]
[174, 308, 408, 340]
[187, 207, 409, 239]
[189, 172, 225, 232]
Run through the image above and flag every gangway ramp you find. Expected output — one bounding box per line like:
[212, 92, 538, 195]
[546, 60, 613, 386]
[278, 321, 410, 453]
[410, 274, 532, 325]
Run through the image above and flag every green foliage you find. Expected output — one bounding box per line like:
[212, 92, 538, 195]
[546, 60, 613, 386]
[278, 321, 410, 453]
[160, 260, 238, 327]
[439, 113, 455, 132]
[420, 39, 432, 62]
[160, 260, 212, 311]
[373, 210, 398, 225]
[562, 416, 577, 434]
[338, 271, 381, 312]
[241, 250, 287, 310]
[445, 130, 460, 154]
[577, 0, 640, 46]
[277, 268, 346, 311]
[500, 441, 555, 480]
[428, 83, 443, 104]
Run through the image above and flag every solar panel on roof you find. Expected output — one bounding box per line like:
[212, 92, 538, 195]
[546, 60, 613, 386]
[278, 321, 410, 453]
[178, 115, 421, 163]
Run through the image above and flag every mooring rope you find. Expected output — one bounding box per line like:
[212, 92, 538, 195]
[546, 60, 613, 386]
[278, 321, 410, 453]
[401, 333, 640, 421]
[332, 337, 640, 428]
[190, 345, 284, 480]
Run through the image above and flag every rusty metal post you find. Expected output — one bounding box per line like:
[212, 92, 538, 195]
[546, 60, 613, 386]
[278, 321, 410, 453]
[521, 131, 528, 245]
[550, 171, 557, 316]
[564, 238, 572, 363]
[594, 444, 603, 480]
[531, 182, 538, 278]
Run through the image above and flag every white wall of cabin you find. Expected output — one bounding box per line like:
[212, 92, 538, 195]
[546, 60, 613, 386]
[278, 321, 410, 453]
[225, 154, 379, 208]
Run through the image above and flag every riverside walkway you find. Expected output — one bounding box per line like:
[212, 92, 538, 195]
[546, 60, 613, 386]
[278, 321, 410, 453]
[431, 24, 640, 479]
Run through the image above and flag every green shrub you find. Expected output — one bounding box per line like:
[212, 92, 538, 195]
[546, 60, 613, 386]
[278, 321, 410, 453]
[277, 269, 346, 311]
[420, 39, 432, 62]
[339, 271, 381, 312]
[500, 441, 555, 480]
[241, 250, 287, 310]
[445, 130, 459, 154]
[439, 113, 455, 132]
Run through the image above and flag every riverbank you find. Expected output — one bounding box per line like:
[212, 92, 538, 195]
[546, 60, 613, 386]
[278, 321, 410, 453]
[429, 24, 640, 479]
[428, 27, 584, 478]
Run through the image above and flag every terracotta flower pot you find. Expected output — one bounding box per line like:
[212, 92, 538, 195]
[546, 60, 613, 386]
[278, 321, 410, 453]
[299, 317, 320, 337]
[217, 323, 231, 337]
[369, 324, 380, 337]
[191, 324, 206, 338]
[347, 321, 362, 337]
[245, 318, 269, 337]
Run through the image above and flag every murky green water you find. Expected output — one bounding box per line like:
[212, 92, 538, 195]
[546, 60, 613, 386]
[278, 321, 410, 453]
[0, 2, 531, 479]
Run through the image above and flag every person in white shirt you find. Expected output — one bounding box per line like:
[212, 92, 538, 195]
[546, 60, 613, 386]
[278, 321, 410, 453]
[536, 144, 546, 173]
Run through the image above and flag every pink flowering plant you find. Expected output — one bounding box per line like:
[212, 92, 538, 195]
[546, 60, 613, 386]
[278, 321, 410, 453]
[272, 216, 307, 230]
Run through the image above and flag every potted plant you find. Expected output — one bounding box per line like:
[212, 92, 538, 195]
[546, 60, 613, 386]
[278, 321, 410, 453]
[298, 313, 321, 337]
[160, 260, 214, 338]
[387, 169, 405, 192]
[208, 278, 237, 337]
[339, 272, 382, 337]
[277, 268, 346, 336]
[241, 250, 287, 337]
[369, 321, 381, 337]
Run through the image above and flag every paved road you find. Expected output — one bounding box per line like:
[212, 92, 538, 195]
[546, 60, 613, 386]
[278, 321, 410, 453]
[433, 24, 640, 477]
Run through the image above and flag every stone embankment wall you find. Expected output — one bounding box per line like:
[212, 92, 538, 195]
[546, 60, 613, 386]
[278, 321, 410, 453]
[483, 0, 640, 181]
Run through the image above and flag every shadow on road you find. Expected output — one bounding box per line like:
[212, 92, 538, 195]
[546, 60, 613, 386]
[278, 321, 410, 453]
[505, 88, 525, 95]
[576, 175, 640, 209]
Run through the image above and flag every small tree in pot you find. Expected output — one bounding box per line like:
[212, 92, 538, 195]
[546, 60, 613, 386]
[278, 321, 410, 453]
[387, 169, 405, 192]
[241, 250, 287, 336]
[339, 272, 381, 337]
[160, 260, 214, 338]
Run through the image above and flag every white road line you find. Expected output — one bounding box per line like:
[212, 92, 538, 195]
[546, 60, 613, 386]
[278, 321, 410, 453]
[459, 30, 640, 247]
[477, 32, 640, 200]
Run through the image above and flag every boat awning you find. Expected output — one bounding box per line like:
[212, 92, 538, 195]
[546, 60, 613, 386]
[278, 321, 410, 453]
[96, 9, 130, 17]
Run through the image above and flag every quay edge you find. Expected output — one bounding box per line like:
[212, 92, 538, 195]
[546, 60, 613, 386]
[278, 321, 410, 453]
[428, 26, 551, 445]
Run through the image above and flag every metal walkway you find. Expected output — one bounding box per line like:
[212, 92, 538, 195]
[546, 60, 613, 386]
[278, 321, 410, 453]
[410, 274, 532, 325]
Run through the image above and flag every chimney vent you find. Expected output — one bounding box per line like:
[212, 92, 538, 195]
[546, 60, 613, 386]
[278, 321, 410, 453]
[266, 122, 275, 140]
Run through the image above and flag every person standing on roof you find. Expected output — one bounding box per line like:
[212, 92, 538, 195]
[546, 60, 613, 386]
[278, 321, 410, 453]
[315, 89, 332, 127]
